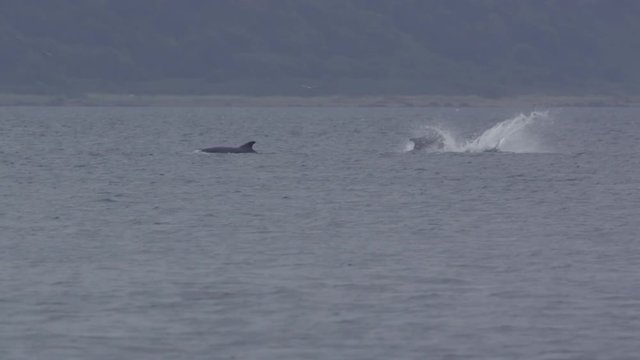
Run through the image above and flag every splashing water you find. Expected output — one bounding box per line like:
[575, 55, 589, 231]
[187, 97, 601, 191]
[407, 111, 550, 153]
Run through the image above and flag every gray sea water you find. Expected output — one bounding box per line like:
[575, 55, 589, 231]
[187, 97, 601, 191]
[1, 106, 640, 360]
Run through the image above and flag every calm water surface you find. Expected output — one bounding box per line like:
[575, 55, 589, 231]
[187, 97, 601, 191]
[1, 107, 640, 359]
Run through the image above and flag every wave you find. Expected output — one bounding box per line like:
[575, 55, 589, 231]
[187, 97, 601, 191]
[405, 111, 551, 153]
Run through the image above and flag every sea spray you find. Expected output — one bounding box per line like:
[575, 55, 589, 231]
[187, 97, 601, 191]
[406, 111, 550, 153]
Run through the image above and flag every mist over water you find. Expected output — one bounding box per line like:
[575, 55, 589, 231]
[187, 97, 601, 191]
[2, 107, 640, 360]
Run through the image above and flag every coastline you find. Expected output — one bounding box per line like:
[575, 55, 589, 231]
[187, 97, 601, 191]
[1, 93, 639, 107]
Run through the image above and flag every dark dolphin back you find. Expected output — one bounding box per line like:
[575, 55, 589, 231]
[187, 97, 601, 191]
[200, 141, 256, 153]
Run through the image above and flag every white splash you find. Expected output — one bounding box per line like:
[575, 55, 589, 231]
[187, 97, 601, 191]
[406, 111, 550, 153]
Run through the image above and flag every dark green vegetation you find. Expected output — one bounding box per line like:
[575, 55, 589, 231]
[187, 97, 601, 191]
[2, 0, 640, 96]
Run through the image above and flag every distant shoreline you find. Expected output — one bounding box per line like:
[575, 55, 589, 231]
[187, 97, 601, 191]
[2, 93, 640, 107]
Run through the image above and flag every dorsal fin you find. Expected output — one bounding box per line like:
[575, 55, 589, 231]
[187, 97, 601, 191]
[240, 141, 256, 150]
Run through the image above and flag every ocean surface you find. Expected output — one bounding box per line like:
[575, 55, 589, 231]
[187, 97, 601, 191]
[1, 106, 639, 360]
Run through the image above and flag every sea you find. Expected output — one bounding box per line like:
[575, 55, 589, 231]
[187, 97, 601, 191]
[1, 106, 639, 360]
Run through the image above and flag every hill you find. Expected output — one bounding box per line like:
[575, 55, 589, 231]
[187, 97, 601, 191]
[2, 0, 640, 97]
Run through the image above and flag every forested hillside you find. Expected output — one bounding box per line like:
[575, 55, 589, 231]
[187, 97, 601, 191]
[2, 0, 640, 96]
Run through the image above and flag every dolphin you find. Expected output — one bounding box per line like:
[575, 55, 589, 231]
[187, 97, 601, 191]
[200, 141, 257, 154]
[409, 135, 444, 151]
